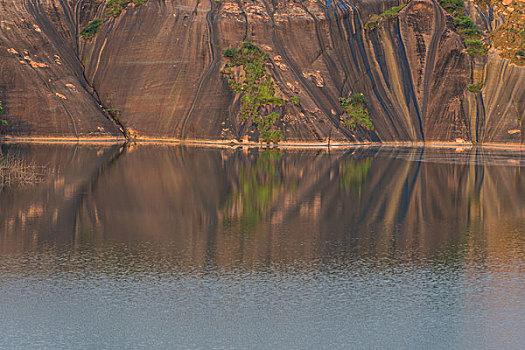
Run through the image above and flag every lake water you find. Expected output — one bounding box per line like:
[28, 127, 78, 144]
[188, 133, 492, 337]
[0, 143, 524, 349]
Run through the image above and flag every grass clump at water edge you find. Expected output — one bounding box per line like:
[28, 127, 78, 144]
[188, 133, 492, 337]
[0, 155, 51, 188]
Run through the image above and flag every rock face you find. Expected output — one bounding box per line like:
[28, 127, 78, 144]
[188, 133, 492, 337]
[465, 2, 525, 143]
[0, 0, 122, 139]
[0, 0, 523, 143]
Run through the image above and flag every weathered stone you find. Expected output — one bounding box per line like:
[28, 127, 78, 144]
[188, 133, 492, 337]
[0, 0, 523, 144]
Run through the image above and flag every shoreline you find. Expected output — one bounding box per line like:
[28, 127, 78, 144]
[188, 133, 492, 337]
[2, 136, 525, 151]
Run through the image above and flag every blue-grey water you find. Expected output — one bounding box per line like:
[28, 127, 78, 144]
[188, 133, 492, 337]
[0, 144, 524, 349]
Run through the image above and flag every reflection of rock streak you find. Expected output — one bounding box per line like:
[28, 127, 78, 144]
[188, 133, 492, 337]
[2, 145, 523, 267]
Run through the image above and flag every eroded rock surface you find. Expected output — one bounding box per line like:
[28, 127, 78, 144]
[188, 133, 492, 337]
[0, 0, 122, 138]
[0, 0, 523, 143]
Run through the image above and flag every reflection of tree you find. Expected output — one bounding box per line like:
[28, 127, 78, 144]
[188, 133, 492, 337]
[225, 150, 285, 226]
[338, 157, 372, 193]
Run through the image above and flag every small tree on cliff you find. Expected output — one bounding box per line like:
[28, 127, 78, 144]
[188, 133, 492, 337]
[0, 100, 6, 127]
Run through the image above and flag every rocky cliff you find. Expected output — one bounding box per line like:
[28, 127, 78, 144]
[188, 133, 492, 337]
[0, 0, 123, 139]
[0, 0, 523, 144]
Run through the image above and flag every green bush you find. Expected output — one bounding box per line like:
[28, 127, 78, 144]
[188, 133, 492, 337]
[223, 48, 237, 58]
[440, 0, 490, 55]
[382, 4, 407, 18]
[467, 82, 485, 93]
[364, 4, 406, 31]
[222, 42, 284, 143]
[80, 19, 104, 40]
[454, 16, 475, 29]
[459, 27, 482, 39]
[439, 0, 465, 17]
[257, 112, 283, 143]
[106, 0, 149, 18]
[0, 100, 6, 126]
[364, 15, 380, 31]
[339, 93, 374, 131]
[453, 16, 484, 40]
[289, 96, 300, 105]
[465, 39, 489, 56]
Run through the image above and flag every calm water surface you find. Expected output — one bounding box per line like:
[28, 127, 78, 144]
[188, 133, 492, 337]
[0, 144, 524, 349]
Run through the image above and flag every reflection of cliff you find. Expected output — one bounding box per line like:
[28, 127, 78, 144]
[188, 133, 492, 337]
[3, 145, 523, 267]
[0, 144, 122, 252]
[1, 0, 523, 143]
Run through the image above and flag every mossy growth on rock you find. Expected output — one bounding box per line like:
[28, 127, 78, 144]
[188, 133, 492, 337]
[454, 16, 482, 39]
[467, 82, 485, 93]
[82, 0, 148, 40]
[489, 0, 525, 65]
[439, 0, 466, 17]
[381, 4, 408, 18]
[80, 19, 104, 40]
[222, 42, 285, 143]
[365, 3, 407, 31]
[439, 0, 489, 56]
[465, 40, 489, 56]
[339, 94, 374, 131]
[0, 99, 6, 126]
[106, 0, 149, 18]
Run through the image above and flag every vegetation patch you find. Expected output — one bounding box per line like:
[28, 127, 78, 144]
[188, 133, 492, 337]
[439, 0, 489, 57]
[467, 82, 485, 93]
[81, 0, 148, 40]
[222, 42, 286, 143]
[365, 4, 407, 31]
[454, 16, 482, 39]
[465, 40, 489, 56]
[339, 93, 374, 131]
[102, 107, 133, 139]
[489, 1, 525, 65]
[0, 99, 6, 127]
[80, 19, 104, 40]
[106, 0, 149, 18]
[439, 0, 466, 17]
